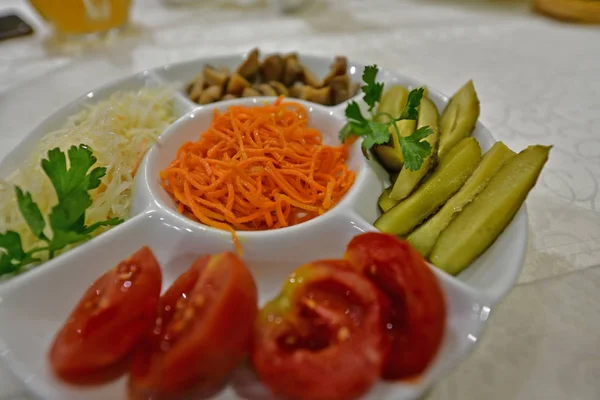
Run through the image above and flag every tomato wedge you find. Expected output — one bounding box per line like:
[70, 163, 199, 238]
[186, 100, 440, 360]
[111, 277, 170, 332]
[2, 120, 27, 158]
[128, 252, 258, 399]
[345, 232, 446, 380]
[251, 260, 390, 400]
[49, 246, 162, 383]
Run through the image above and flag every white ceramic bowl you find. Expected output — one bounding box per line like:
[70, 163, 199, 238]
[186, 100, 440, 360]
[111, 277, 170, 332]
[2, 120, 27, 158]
[0, 53, 527, 400]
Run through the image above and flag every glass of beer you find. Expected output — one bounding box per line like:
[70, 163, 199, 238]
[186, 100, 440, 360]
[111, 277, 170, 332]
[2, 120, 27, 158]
[29, 0, 133, 36]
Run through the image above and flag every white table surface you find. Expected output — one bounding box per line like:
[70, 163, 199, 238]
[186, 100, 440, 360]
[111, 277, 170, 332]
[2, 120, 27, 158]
[0, 0, 599, 399]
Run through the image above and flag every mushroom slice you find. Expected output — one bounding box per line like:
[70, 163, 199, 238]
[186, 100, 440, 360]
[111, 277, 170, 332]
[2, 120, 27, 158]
[260, 55, 285, 82]
[269, 81, 289, 96]
[288, 83, 305, 99]
[283, 57, 303, 86]
[189, 82, 205, 103]
[187, 73, 206, 103]
[306, 86, 332, 105]
[217, 65, 231, 75]
[198, 85, 222, 105]
[186, 71, 205, 93]
[329, 75, 351, 105]
[290, 85, 332, 105]
[257, 83, 278, 96]
[204, 65, 229, 89]
[237, 48, 260, 80]
[323, 56, 348, 86]
[300, 64, 322, 88]
[242, 87, 261, 97]
[283, 52, 298, 63]
[226, 72, 251, 96]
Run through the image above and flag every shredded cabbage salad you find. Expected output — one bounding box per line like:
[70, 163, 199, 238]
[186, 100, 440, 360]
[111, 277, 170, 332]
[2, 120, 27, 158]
[0, 86, 176, 261]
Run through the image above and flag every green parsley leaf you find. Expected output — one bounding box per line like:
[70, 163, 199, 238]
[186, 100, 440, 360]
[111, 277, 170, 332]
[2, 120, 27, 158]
[43, 145, 123, 253]
[398, 88, 425, 120]
[361, 65, 384, 112]
[0, 231, 39, 275]
[47, 191, 91, 233]
[362, 121, 391, 150]
[339, 123, 354, 143]
[0, 144, 124, 277]
[338, 67, 433, 172]
[398, 126, 434, 171]
[15, 187, 46, 240]
[82, 217, 123, 235]
[345, 101, 367, 123]
[340, 101, 371, 142]
[41, 145, 106, 202]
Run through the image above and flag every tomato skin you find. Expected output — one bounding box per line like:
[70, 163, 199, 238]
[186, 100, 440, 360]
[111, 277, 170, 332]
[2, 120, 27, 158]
[128, 252, 258, 399]
[345, 232, 446, 380]
[49, 246, 162, 383]
[252, 260, 390, 400]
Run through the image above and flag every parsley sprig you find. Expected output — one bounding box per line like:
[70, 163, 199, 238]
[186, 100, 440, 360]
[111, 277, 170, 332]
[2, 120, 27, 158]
[0, 145, 123, 277]
[339, 65, 433, 171]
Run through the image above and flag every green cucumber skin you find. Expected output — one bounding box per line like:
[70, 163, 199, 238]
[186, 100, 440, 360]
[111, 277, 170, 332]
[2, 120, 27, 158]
[430, 145, 551, 275]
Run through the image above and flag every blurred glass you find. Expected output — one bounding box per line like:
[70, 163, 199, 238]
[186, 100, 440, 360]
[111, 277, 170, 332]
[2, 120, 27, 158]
[29, 0, 133, 35]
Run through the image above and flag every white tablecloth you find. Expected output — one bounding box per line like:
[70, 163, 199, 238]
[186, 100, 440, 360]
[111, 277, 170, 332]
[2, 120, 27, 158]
[0, 0, 599, 399]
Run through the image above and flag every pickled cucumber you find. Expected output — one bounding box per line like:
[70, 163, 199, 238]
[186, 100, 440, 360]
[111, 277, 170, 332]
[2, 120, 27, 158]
[438, 80, 480, 159]
[375, 86, 408, 123]
[373, 145, 404, 172]
[408, 141, 516, 257]
[374, 137, 482, 236]
[430, 145, 551, 275]
[389, 98, 440, 201]
[378, 187, 397, 212]
[372, 86, 409, 172]
[389, 117, 417, 166]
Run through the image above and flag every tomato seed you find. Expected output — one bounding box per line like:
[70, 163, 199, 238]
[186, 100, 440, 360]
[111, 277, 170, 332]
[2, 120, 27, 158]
[194, 295, 205, 308]
[304, 298, 317, 310]
[183, 307, 195, 322]
[176, 298, 187, 310]
[337, 326, 350, 341]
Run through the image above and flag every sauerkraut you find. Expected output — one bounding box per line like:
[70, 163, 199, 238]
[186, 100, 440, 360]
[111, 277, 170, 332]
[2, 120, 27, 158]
[0, 86, 176, 260]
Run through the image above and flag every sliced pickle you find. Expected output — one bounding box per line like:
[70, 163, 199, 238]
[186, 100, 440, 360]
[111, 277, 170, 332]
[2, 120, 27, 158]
[408, 141, 516, 257]
[373, 145, 404, 172]
[389, 118, 416, 166]
[430, 145, 551, 275]
[389, 98, 440, 201]
[378, 187, 398, 212]
[438, 80, 480, 159]
[372, 86, 409, 171]
[375, 85, 408, 123]
[374, 137, 482, 236]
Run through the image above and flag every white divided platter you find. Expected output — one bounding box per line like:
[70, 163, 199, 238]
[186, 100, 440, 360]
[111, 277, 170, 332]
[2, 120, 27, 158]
[0, 53, 527, 400]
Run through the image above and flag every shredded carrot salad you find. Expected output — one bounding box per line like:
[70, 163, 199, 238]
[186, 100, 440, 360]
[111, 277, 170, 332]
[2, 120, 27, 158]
[160, 97, 355, 251]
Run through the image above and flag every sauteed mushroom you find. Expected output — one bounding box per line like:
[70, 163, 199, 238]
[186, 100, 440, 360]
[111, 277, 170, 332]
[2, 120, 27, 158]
[260, 55, 285, 82]
[226, 73, 251, 96]
[186, 48, 358, 106]
[198, 85, 222, 105]
[237, 48, 260, 80]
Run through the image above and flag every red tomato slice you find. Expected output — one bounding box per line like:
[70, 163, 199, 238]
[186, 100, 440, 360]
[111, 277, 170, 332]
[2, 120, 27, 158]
[49, 246, 162, 384]
[345, 232, 446, 380]
[251, 260, 390, 400]
[128, 252, 258, 399]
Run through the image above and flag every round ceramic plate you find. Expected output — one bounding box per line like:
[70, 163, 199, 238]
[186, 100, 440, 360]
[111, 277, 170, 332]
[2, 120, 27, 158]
[0, 53, 527, 400]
